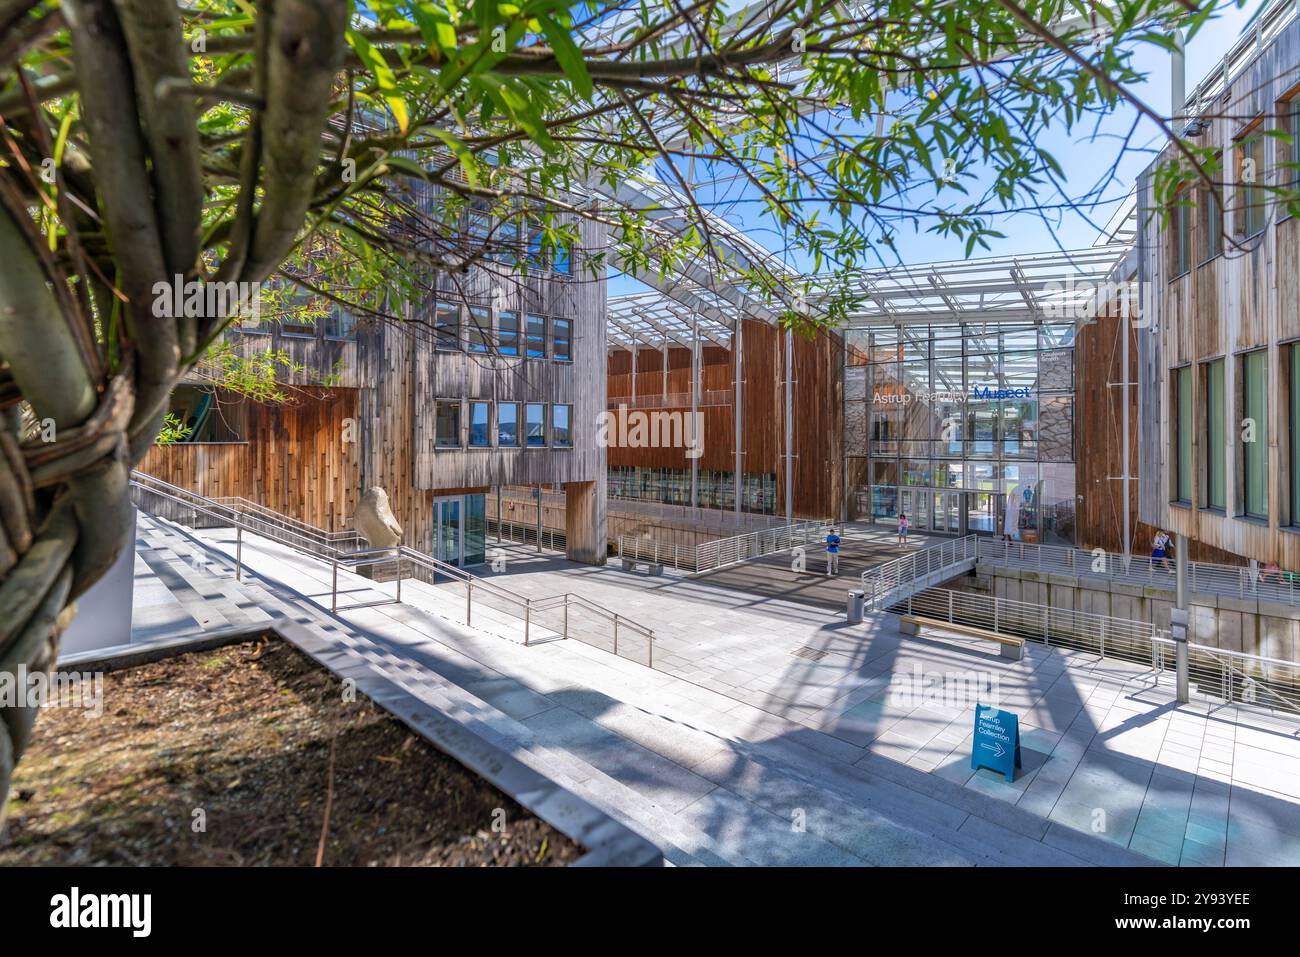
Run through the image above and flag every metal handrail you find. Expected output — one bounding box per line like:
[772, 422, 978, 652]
[973, 537, 1300, 608]
[889, 586, 1300, 717]
[860, 535, 979, 610]
[618, 519, 835, 574]
[129, 473, 656, 667]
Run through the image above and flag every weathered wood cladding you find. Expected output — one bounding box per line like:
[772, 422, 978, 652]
[606, 319, 843, 518]
[146, 199, 608, 561]
[206, 323, 362, 388]
[1138, 16, 1300, 567]
[140, 388, 361, 529]
[1076, 304, 1240, 562]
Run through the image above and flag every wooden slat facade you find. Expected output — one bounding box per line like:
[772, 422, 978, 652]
[606, 320, 843, 518]
[139, 388, 361, 530]
[1137, 16, 1300, 567]
[143, 208, 609, 561]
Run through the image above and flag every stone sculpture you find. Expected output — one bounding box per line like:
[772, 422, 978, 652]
[353, 486, 403, 547]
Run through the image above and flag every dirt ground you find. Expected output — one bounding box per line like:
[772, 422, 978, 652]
[0, 638, 582, 866]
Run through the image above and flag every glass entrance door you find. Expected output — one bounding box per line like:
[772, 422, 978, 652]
[435, 496, 463, 566]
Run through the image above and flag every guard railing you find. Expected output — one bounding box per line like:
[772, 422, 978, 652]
[889, 586, 1300, 717]
[618, 519, 835, 574]
[129, 473, 655, 667]
[861, 535, 979, 610]
[976, 537, 1300, 608]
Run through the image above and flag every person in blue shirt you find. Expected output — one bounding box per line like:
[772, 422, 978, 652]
[825, 528, 842, 576]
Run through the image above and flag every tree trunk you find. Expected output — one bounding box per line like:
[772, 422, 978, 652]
[0, 0, 349, 826]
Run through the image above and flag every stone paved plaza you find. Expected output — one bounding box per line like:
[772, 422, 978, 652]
[112, 515, 1300, 866]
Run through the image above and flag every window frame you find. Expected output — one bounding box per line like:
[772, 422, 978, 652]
[1234, 120, 1268, 238]
[497, 310, 520, 357]
[497, 401, 521, 448]
[552, 403, 573, 448]
[1279, 87, 1300, 220]
[466, 305, 492, 354]
[525, 314, 548, 359]
[524, 402, 547, 448]
[1169, 187, 1192, 278]
[551, 317, 573, 362]
[1196, 157, 1224, 265]
[1201, 358, 1226, 511]
[1239, 348, 1269, 520]
[1288, 341, 1300, 527]
[435, 301, 461, 352]
[468, 400, 492, 449]
[1172, 364, 1193, 505]
[435, 397, 463, 450]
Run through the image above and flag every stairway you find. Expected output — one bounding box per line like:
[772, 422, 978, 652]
[134, 510, 1158, 867]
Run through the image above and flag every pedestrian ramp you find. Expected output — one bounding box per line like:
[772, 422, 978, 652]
[861, 536, 979, 611]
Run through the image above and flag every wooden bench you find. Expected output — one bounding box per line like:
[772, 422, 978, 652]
[620, 557, 664, 576]
[899, 614, 1025, 661]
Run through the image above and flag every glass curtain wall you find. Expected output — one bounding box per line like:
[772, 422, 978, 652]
[845, 322, 1077, 544]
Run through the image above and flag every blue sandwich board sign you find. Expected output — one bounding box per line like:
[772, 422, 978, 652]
[971, 704, 1021, 782]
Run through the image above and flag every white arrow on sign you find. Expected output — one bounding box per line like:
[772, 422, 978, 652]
[980, 741, 1006, 759]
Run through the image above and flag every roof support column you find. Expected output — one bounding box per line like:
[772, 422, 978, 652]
[785, 327, 793, 524]
[662, 337, 668, 400]
[631, 343, 637, 404]
[734, 317, 744, 524]
[691, 317, 700, 509]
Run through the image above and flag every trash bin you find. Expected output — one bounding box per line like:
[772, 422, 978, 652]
[847, 589, 866, 624]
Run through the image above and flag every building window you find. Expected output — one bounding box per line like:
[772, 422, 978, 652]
[497, 402, 520, 447]
[497, 217, 521, 263]
[435, 301, 460, 351]
[552, 404, 573, 448]
[466, 203, 492, 255]
[498, 310, 519, 356]
[1204, 359, 1225, 510]
[322, 305, 357, 340]
[553, 238, 572, 275]
[525, 403, 546, 447]
[1174, 365, 1192, 504]
[1242, 349, 1268, 518]
[525, 217, 546, 270]
[526, 315, 547, 358]
[467, 306, 492, 354]
[1170, 190, 1192, 277]
[1292, 346, 1300, 525]
[436, 399, 462, 449]
[468, 400, 491, 448]
[1197, 176, 1223, 264]
[1284, 94, 1300, 186]
[1235, 125, 1267, 237]
[552, 318, 572, 362]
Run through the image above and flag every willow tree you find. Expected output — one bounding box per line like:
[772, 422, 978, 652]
[0, 0, 1221, 816]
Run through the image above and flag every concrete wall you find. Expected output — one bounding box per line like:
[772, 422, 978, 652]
[954, 561, 1300, 662]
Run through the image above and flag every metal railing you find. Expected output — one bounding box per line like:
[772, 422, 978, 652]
[487, 517, 567, 553]
[976, 538, 1300, 608]
[129, 473, 655, 667]
[861, 535, 979, 610]
[616, 534, 695, 571]
[890, 587, 1300, 717]
[857, 531, 1300, 611]
[692, 520, 835, 573]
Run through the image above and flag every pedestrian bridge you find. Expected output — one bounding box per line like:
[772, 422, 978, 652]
[862, 535, 1300, 613]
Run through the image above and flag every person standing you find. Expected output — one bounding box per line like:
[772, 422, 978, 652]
[897, 512, 909, 547]
[1152, 529, 1172, 571]
[825, 527, 842, 576]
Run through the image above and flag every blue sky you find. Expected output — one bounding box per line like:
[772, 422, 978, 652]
[608, 0, 1265, 295]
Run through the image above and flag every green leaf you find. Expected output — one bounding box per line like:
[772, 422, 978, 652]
[536, 13, 592, 101]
